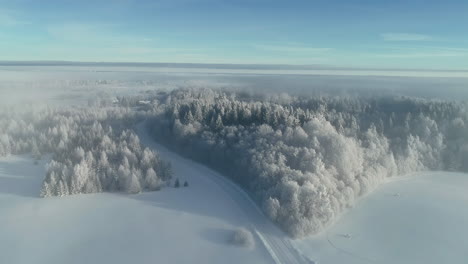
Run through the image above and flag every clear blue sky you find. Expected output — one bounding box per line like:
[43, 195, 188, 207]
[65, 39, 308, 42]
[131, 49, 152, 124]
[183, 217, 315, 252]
[0, 0, 467, 69]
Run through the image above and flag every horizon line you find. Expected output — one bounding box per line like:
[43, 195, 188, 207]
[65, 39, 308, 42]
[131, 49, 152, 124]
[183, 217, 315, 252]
[0, 60, 467, 73]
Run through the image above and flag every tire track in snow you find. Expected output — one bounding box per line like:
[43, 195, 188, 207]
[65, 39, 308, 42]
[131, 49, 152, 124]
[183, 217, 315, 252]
[136, 122, 312, 264]
[326, 232, 378, 264]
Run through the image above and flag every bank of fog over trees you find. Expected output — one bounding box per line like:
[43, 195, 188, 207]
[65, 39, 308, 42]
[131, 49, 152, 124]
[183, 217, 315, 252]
[141, 88, 468, 238]
[0, 106, 172, 197]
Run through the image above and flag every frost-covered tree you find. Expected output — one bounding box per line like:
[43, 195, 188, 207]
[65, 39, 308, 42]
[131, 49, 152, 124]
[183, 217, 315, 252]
[0, 105, 173, 197]
[140, 88, 468, 237]
[2, 87, 468, 238]
[145, 168, 161, 191]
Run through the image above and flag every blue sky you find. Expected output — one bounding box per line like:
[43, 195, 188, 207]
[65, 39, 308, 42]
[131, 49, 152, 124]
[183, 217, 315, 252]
[0, 0, 467, 69]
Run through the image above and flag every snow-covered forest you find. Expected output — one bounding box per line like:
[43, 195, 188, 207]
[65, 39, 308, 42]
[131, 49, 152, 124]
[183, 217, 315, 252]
[0, 106, 172, 197]
[137, 88, 468, 237]
[2, 86, 467, 238]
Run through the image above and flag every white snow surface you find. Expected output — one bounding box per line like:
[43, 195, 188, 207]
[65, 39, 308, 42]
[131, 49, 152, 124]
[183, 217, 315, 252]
[294, 172, 468, 264]
[1, 126, 468, 264]
[0, 154, 274, 263]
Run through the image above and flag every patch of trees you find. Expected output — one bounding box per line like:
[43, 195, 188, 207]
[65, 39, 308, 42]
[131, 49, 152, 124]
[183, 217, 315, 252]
[0, 106, 172, 197]
[142, 88, 468, 237]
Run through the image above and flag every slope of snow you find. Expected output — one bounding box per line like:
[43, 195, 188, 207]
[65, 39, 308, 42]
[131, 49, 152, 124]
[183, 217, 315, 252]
[0, 155, 272, 264]
[293, 172, 468, 264]
[135, 122, 312, 264]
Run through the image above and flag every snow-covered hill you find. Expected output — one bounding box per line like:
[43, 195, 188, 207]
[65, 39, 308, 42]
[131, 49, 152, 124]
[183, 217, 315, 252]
[0, 155, 272, 264]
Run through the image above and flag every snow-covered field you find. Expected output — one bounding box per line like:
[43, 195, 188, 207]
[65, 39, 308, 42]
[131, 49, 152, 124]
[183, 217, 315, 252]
[1, 123, 468, 264]
[294, 172, 468, 264]
[0, 155, 272, 264]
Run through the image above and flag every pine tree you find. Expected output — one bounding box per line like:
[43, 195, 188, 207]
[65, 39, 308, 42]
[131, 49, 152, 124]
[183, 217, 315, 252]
[213, 114, 223, 130]
[127, 172, 141, 194]
[184, 110, 194, 124]
[183, 180, 188, 187]
[174, 178, 180, 188]
[145, 168, 160, 191]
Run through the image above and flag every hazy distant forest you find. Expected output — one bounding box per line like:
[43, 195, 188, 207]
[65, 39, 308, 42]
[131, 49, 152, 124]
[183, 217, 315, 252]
[0, 107, 172, 197]
[1, 87, 467, 237]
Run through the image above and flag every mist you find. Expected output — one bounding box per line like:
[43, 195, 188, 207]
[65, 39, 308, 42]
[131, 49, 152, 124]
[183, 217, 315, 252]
[2, 64, 468, 107]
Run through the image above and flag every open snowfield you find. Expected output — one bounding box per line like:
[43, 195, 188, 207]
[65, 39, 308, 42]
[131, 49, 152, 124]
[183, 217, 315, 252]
[0, 155, 273, 264]
[294, 172, 468, 264]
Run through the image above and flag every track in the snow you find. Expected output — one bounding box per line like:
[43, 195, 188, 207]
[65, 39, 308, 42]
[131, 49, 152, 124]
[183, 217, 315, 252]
[136, 122, 313, 264]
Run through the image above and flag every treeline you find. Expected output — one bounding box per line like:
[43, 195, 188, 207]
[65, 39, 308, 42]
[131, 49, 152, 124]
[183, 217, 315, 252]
[141, 88, 468, 237]
[0, 106, 172, 197]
